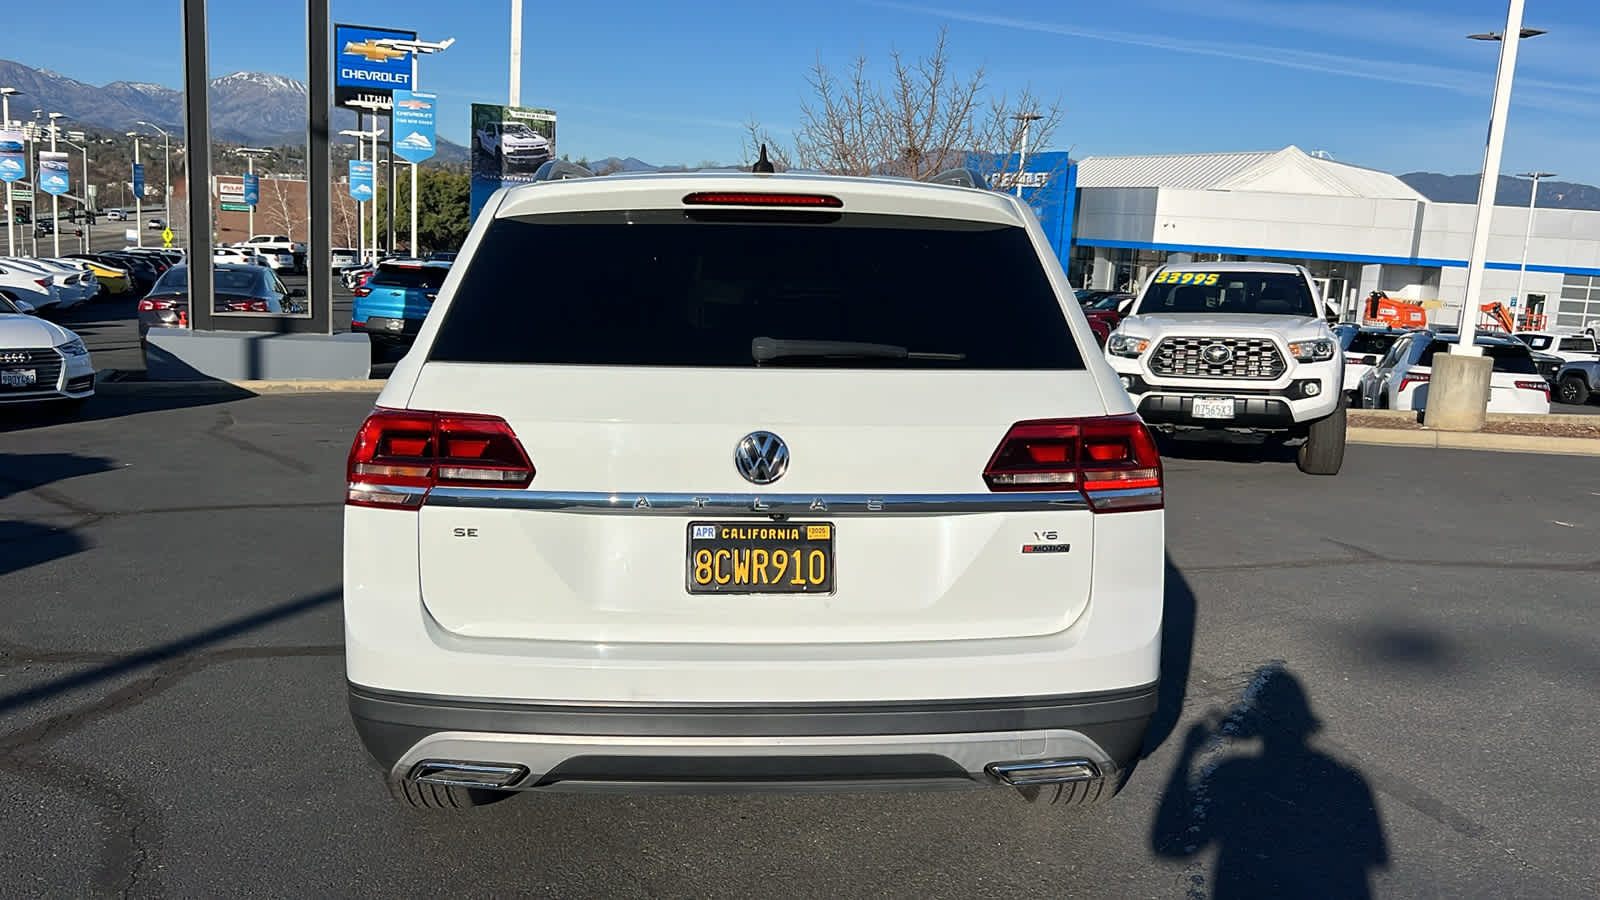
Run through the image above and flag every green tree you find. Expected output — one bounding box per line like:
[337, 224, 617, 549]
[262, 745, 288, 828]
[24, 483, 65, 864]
[374, 169, 469, 254]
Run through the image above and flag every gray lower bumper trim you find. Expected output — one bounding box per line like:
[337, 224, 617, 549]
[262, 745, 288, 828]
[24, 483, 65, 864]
[349, 683, 1158, 772]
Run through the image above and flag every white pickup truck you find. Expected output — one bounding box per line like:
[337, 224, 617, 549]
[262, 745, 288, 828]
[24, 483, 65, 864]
[1104, 262, 1346, 475]
[234, 234, 307, 274]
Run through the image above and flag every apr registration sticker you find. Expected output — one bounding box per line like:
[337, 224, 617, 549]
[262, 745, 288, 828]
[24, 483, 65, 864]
[1154, 271, 1220, 285]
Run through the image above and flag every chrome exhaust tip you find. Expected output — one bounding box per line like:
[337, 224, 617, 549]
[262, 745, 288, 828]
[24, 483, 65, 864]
[986, 759, 1101, 787]
[410, 761, 529, 790]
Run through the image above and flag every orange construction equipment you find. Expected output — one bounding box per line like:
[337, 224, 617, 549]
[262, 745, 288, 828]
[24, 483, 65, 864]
[1362, 291, 1428, 329]
[1479, 302, 1515, 334]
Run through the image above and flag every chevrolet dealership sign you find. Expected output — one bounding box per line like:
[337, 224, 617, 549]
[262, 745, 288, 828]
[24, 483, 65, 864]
[335, 24, 416, 92]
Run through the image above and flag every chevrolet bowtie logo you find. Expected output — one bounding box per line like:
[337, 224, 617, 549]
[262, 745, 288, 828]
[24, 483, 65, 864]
[343, 40, 407, 63]
[395, 98, 430, 110]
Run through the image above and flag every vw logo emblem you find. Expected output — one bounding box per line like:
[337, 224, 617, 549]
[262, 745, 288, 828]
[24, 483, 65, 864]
[0, 350, 27, 364]
[1201, 343, 1233, 366]
[734, 431, 789, 485]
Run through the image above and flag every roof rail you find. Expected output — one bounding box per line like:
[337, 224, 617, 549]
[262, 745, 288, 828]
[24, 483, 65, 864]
[532, 160, 595, 182]
[928, 168, 991, 190]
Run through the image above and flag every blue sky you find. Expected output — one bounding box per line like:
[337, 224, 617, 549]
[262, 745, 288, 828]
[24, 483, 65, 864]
[4, 0, 1598, 183]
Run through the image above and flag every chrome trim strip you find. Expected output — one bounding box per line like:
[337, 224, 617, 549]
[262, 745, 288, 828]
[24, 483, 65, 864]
[1086, 486, 1164, 511]
[422, 488, 1092, 516]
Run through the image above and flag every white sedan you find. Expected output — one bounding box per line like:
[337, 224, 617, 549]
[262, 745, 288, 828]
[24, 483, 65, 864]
[1359, 330, 1550, 414]
[0, 291, 95, 409]
[0, 260, 63, 312]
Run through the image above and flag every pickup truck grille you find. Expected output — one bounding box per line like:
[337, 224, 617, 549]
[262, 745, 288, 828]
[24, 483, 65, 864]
[1151, 337, 1286, 380]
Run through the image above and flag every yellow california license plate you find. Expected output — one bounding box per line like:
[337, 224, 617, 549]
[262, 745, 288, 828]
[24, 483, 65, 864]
[686, 522, 835, 594]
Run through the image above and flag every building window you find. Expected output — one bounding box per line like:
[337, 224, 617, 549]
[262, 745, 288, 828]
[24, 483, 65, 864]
[1555, 274, 1600, 328]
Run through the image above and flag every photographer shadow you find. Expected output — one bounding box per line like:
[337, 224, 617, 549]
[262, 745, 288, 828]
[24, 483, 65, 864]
[1150, 664, 1389, 899]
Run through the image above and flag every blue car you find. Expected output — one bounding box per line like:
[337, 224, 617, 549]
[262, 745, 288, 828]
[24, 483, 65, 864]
[352, 259, 451, 355]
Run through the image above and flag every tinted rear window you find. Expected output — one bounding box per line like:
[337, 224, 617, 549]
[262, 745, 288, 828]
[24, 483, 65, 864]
[1418, 341, 1538, 375]
[1344, 332, 1400, 355]
[428, 211, 1084, 369]
[372, 265, 449, 290]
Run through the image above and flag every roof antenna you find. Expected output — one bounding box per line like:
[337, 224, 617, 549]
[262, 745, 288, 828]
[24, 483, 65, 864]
[752, 143, 776, 174]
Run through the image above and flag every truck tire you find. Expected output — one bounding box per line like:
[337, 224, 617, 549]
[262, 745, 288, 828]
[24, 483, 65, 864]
[1296, 401, 1346, 475]
[1557, 375, 1590, 406]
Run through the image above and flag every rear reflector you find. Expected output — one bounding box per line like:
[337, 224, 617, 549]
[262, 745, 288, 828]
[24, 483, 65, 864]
[682, 191, 843, 208]
[984, 415, 1163, 512]
[346, 408, 535, 509]
[1516, 380, 1550, 397]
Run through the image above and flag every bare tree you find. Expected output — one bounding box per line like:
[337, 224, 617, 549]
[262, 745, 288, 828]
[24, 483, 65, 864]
[258, 178, 297, 240]
[749, 29, 1063, 187]
[333, 190, 357, 248]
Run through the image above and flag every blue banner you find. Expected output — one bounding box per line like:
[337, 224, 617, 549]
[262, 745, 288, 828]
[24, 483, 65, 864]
[348, 160, 374, 201]
[0, 130, 24, 183]
[38, 151, 70, 196]
[243, 173, 260, 206]
[392, 90, 437, 164]
[335, 24, 415, 92]
[132, 162, 145, 199]
[964, 150, 1077, 263]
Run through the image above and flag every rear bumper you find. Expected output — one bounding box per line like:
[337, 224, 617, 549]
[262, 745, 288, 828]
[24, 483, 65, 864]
[351, 315, 422, 341]
[349, 682, 1156, 791]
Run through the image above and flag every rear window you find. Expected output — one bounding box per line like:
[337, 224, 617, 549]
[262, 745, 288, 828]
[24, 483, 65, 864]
[1418, 341, 1538, 375]
[427, 211, 1084, 369]
[1137, 270, 1318, 318]
[1343, 332, 1400, 355]
[152, 266, 188, 292]
[372, 265, 449, 290]
[1559, 337, 1597, 353]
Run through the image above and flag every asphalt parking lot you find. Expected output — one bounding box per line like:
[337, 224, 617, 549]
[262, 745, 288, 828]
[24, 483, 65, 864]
[2, 390, 1597, 898]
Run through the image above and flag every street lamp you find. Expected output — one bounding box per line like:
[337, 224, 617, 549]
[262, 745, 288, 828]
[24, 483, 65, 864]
[58, 130, 91, 253]
[1423, 0, 1545, 431]
[374, 36, 454, 255]
[510, 0, 523, 106]
[0, 86, 21, 258]
[1514, 170, 1556, 324]
[135, 120, 172, 227]
[1011, 112, 1043, 198]
[126, 132, 148, 247]
[340, 127, 384, 264]
[235, 147, 271, 239]
[46, 112, 65, 257]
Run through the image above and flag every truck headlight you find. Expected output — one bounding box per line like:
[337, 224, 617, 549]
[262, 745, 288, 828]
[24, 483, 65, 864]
[1288, 339, 1335, 362]
[1107, 333, 1151, 358]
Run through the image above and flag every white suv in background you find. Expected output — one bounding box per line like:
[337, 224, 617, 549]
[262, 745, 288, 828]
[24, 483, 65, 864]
[343, 170, 1165, 810]
[1104, 262, 1346, 475]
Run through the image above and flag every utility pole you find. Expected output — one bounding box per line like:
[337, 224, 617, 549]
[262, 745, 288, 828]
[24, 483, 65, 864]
[1514, 170, 1555, 322]
[127, 133, 144, 247]
[509, 0, 523, 106]
[0, 87, 19, 258]
[47, 112, 62, 257]
[1012, 112, 1042, 198]
[236, 147, 271, 239]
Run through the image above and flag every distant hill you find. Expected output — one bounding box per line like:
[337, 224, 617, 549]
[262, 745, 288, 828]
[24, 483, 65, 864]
[0, 58, 466, 164]
[1399, 172, 1600, 211]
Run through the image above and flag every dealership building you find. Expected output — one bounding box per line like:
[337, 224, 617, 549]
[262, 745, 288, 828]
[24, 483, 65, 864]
[1064, 145, 1600, 332]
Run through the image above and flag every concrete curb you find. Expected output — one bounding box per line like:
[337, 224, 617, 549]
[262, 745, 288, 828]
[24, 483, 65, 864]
[1347, 427, 1600, 457]
[1350, 409, 1600, 427]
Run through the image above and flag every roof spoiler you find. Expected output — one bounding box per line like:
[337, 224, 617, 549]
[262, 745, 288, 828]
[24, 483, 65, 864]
[928, 168, 991, 190]
[533, 160, 595, 182]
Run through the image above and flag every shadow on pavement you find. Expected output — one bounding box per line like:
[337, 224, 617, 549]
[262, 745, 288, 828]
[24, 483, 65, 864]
[1144, 556, 1196, 758]
[0, 588, 341, 716]
[0, 386, 256, 432]
[1150, 663, 1389, 899]
[1154, 432, 1299, 466]
[0, 452, 118, 576]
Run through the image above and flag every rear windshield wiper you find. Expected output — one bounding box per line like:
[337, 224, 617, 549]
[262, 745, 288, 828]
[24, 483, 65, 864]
[752, 336, 966, 365]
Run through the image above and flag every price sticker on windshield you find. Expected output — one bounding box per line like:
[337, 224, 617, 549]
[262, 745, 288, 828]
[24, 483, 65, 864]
[1154, 272, 1219, 285]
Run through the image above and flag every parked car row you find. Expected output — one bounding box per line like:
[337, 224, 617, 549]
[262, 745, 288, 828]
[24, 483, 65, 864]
[0, 256, 102, 313]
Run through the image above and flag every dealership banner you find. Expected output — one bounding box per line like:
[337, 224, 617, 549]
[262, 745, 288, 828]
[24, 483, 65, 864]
[132, 163, 145, 199]
[334, 23, 416, 111]
[965, 150, 1077, 262]
[392, 90, 436, 164]
[38, 151, 70, 195]
[469, 102, 557, 222]
[0, 130, 25, 183]
[243, 173, 260, 206]
[348, 160, 374, 201]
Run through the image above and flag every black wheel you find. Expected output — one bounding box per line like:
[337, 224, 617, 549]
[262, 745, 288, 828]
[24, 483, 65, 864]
[386, 773, 513, 810]
[1296, 400, 1346, 476]
[1557, 375, 1590, 406]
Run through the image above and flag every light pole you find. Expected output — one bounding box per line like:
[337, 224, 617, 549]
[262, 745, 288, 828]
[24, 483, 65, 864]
[341, 127, 384, 265]
[59, 131, 91, 253]
[47, 112, 63, 257]
[1, 87, 19, 258]
[510, 0, 523, 106]
[1012, 112, 1043, 197]
[1513, 170, 1555, 323]
[235, 147, 271, 239]
[1424, 1, 1545, 431]
[375, 36, 454, 256]
[136, 121, 172, 227]
[126, 133, 145, 247]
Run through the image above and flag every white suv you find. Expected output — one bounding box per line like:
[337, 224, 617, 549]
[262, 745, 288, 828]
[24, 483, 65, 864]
[1105, 262, 1346, 475]
[343, 171, 1165, 809]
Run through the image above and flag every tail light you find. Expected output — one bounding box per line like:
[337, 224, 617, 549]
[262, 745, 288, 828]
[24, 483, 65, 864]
[683, 192, 844, 208]
[346, 408, 535, 509]
[35, 278, 50, 288]
[1399, 373, 1430, 392]
[138, 297, 178, 311]
[1516, 380, 1551, 398]
[353, 287, 371, 297]
[224, 300, 270, 312]
[983, 415, 1163, 512]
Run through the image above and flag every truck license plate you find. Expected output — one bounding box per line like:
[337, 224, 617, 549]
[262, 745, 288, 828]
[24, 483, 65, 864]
[1192, 397, 1235, 419]
[1, 369, 38, 388]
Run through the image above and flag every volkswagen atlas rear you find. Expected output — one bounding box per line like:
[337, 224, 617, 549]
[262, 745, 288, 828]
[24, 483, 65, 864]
[343, 172, 1165, 810]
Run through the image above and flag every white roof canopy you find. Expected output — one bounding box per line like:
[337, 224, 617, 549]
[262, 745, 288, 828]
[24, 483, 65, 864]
[1077, 146, 1427, 202]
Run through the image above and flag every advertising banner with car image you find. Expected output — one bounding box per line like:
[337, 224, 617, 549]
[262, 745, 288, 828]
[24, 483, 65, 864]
[38, 151, 70, 195]
[0, 130, 25, 183]
[469, 102, 557, 223]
